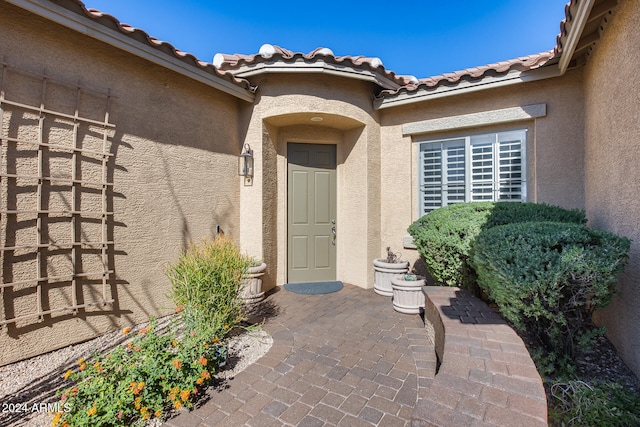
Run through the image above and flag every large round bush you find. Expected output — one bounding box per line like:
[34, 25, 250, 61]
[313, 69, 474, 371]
[407, 202, 586, 288]
[470, 221, 630, 358]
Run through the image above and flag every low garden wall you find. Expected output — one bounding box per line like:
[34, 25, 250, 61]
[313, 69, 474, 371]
[412, 286, 547, 427]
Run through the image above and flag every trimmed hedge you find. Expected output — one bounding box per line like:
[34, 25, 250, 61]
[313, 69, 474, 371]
[470, 221, 630, 359]
[407, 202, 586, 288]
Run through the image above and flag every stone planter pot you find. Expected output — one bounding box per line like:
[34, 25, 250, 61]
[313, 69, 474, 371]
[391, 274, 426, 314]
[241, 262, 266, 304]
[373, 259, 410, 296]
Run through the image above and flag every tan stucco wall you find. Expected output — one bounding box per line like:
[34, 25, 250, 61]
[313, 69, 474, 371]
[0, 4, 241, 365]
[378, 73, 586, 269]
[584, 0, 640, 378]
[238, 74, 380, 289]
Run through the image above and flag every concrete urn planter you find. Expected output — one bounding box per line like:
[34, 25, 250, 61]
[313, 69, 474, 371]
[373, 259, 410, 296]
[241, 262, 267, 304]
[391, 274, 426, 314]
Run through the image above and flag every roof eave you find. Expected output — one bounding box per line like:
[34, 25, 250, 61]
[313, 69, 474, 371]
[558, 0, 597, 74]
[232, 61, 403, 91]
[7, 0, 255, 103]
[375, 66, 562, 110]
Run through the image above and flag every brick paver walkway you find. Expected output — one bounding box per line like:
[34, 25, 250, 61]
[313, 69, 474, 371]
[164, 283, 436, 426]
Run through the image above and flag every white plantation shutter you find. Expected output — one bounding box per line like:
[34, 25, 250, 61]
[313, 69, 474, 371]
[418, 144, 443, 213]
[496, 130, 526, 201]
[418, 130, 526, 215]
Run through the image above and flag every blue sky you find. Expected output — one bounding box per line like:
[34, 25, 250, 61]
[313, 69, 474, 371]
[83, 0, 568, 78]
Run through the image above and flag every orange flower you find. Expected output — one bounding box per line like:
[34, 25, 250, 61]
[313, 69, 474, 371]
[196, 377, 204, 385]
[61, 422, 69, 427]
[201, 370, 210, 379]
[52, 411, 62, 426]
[122, 327, 131, 335]
[134, 346, 141, 352]
[180, 389, 191, 402]
[138, 328, 148, 336]
[60, 394, 67, 402]
[142, 413, 150, 420]
[77, 358, 85, 365]
[173, 401, 182, 410]
[172, 359, 182, 370]
[154, 409, 162, 417]
[63, 370, 72, 379]
[198, 357, 207, 366]
[212, 337, 220, 343]
[127, 342, 133, 350]
[176, 305, 184, 313]
[87, 407, 97, 416]
[223, 324, 229, 330]
[79, 363, 86, 371]
[93, 361, 101, 369]
[140, 406, 148, 414]
[71, 387, 78, 394]
[171, 339, 178, 347]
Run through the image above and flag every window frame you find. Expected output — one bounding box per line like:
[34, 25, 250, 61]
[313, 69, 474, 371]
[417, 129, 527, 216]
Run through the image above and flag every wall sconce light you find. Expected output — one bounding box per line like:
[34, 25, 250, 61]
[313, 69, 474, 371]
[238, 143, 254, 178]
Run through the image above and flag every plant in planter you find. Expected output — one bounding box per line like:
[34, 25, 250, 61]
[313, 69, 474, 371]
[373, 247, 409, 296]
[391, 273, 426, 314]
[240, 257, 267, 304]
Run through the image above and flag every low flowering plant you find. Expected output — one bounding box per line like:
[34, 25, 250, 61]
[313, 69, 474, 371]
[54, 319, 226, 427]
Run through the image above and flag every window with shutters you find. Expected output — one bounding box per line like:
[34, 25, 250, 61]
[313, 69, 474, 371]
[418, 129, 527, 215]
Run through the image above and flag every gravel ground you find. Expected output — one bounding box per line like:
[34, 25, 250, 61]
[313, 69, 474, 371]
[573, 335, 640, 393]
[0, 316, 272, 427]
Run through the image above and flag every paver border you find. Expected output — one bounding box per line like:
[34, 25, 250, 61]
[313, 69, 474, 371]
[412, 286, 547, 427]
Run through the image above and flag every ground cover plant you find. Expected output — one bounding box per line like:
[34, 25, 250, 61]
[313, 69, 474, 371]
[53, 319, 225, 426]
[53, 235, 250, 426]
[548, 379, 640, 426]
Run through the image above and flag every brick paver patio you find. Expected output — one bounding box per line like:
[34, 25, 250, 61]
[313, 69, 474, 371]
[163, 283, 437, 427]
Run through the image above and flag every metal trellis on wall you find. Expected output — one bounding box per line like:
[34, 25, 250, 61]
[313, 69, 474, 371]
[0, 61, 115, 326]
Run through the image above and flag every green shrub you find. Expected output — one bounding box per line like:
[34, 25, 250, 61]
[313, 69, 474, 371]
[407, 202, 586, 288]
[166, 235, 251, 337]
[549, 380, 640, 426]
[470, 221, 630, 362]
[55, 319, 226, 427]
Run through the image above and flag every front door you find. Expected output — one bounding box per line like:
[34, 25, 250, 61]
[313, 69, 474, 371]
[287, 143, 337, 283]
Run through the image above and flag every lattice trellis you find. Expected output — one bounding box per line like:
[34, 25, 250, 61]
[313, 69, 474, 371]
[0, 61, 115, 326]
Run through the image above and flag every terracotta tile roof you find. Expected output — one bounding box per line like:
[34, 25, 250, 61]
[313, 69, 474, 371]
[48, 0, 612, 103]
[378, 50, 556, 98]
[64, 0, 255, 92]
[213, 44, 418, 87]
[554, 0, 618, 66]
[555, 0, 580, 57]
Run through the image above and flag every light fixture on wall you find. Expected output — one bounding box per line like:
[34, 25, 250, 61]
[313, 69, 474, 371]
[238, 143, 254, 179]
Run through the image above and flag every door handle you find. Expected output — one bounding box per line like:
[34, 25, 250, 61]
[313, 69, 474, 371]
[331, 224, 336, 245]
